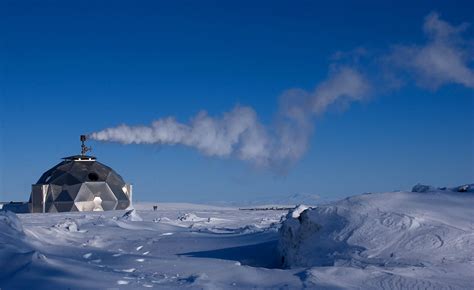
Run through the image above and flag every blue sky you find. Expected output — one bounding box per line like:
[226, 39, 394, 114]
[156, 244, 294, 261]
[1, 0, 473, 203]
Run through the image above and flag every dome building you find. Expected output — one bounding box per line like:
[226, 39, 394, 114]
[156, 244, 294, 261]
[29, 136, 132, 213]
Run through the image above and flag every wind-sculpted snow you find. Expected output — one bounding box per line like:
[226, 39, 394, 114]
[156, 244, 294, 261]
[1, 188, 473, 289]
[0, 204, 290, 289]
[279, 189, 474, 289]
[0, 211, 37, 280]
[119, 209, 143, 222]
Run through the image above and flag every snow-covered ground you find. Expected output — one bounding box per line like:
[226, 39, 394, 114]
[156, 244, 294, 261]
[0, 186, 473, 289]
[279, 186, 474, 289]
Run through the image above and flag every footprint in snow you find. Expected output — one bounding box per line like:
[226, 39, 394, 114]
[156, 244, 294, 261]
[83, 253, 92, 259]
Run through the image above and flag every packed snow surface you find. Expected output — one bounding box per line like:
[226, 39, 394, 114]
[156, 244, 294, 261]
[0, 186, 473, 289]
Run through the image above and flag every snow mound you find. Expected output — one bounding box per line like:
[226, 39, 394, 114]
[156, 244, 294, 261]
[0, 211, 44, 280]
[411, 183, 438, 193]
[0, 211, 26, 248]
[412, 183, 474, 193]
[53, 219, 79, 232]
[279, 205, 356, 267]
[177, 213, 208, 222]
[279, 187, 474, 288]
[0, 210, 24, 235]
[454, 183, 474, 192]
[120, 209, 143, 221]
[288, 204, 310, 219]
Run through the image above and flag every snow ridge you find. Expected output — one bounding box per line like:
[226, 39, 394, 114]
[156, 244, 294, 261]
[278, 188, 474, 289]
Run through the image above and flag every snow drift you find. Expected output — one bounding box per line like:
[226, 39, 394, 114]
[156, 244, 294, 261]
[278, 185, 474, 288]
[0, 211, 44, 280]
[1, 185, 473, 289]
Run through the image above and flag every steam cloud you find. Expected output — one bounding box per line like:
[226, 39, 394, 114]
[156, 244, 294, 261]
[90, 12, 473, 167]
[388, 12, 474, 89]
[90, 67, 370, 166]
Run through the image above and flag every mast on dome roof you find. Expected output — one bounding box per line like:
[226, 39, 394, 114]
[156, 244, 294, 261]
[80, 135, 92, 156]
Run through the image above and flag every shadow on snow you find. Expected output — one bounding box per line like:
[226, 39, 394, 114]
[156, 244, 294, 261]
[179, 240, 282, 269]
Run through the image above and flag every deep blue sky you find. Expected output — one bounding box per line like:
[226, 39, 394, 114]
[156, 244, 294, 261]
[1, 0, 473, 203]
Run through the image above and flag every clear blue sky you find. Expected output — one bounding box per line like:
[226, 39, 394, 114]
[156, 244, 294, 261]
[1, 0, 473, 203]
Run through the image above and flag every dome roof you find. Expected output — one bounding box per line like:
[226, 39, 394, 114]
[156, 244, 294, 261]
[36, 158, 126, 188]
[31, 157, 131, 212]
[29, 136, 132, 213]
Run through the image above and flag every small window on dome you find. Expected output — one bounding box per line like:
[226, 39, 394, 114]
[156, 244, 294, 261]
[88, 172, 99, 181]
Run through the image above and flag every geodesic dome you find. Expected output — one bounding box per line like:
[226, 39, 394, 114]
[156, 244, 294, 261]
[29, 155, 132, 213]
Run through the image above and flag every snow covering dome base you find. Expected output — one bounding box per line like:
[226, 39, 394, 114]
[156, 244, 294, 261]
[29, 155, 132, 213]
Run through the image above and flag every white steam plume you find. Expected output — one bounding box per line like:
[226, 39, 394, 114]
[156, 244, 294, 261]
[90, 66, 370, 167]
[91, 12, 473, 167]
[90, 13, 474, 167]
[387, 12, 474, 89]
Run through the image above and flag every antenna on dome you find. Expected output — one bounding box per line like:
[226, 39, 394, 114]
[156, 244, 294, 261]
[80, 135, 92, 156]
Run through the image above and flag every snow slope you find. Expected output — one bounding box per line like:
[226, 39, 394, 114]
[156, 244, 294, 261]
[0, 186, 472, 289]
[279, 187, 474, 289]
[0, 203, 292, 289]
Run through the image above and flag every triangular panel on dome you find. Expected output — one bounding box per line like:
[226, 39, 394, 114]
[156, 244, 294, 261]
[44, 201, 53, 212]
[54, 161, 75, 174]
[42, 162, 75, 183]
[55, 189, 74, 202]
[67, 162, 92, 182]
[53, 201, 74, 212]
[90, 162, 114, 181]
[105, 171, 129, 201]
[49, 172, 82, 186]
[36, 161, 69, 184]
[63, 183, 83, 200]
[47, 184, 63, 201]
[45, 189, 54, 204]
[101, 200, 117, 211]
[48, 204, 58, 213]
[86, 183, 118, 210]
[84, 182, 118, 201]
[74, 183, 95, 202]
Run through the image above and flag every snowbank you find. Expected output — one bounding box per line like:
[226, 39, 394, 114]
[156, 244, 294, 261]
[53, 218, 80, 232]
[0, 211, 42, 280]
[178, 213, 208, 222]
[412, 183, 474, 193]
[119, 209, 143, 221]
[288, 204, 310, 219]
[278, 186, 474, 272]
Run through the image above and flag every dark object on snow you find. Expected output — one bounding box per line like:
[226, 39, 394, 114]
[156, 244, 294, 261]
[411, 184, 435, 193]
[153, 205, 158, 211]
[456, 184, 473, 193]
[28, 135, 132, 213]
[0, 201, 29, 213]
[412, 183, 474, 194]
